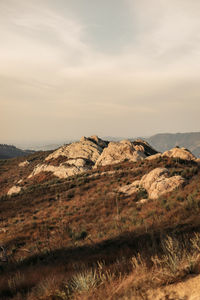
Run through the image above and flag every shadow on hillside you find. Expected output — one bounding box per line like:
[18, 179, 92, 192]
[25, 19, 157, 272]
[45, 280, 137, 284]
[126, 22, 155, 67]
[2, 222, 200, 275]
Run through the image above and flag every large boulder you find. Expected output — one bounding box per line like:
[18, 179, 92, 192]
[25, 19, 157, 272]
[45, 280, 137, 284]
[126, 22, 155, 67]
[140, 168, 169, 191]
[95, 140, 146, 167]
[119, 180, 141, 195]
[119, 167, 185, 200]
[148, 175, 185, 199]
[28, 159, 89, 179]
[45, 139, 102, 162]
[29, 137, 106, 179]
[162, 147, 196, 161]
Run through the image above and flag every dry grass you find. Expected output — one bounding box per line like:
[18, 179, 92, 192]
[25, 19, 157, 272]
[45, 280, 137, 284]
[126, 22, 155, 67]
[0, 154, 200, 299]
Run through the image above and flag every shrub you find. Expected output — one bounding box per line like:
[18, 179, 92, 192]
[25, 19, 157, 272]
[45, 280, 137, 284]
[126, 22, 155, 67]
[136, 187, 148, 200]
[68, 269, 98, 293]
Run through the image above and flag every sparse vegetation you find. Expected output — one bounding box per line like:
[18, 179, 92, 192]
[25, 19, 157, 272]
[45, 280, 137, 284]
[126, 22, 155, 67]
[0, 149, 200, 299]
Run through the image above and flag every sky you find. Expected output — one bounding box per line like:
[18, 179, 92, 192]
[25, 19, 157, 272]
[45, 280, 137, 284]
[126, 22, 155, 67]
[1, 0, 200, 147]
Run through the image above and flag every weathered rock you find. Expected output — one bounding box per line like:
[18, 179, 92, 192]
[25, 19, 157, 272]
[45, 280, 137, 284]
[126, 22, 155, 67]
[148, 175, 185, 199]
[7, 185, 21, 196]
[19, 160, 29, 167]
[162, 147, 196, 161]
[118, 180, 141, 195]
[140, 168, 169, 192]
[146, 153, 162, 160]
[95, 141, 146, 167]
[133, 139, 158, 156]
[28, 162, 88, 179]
[136, 198, 148, 205]
[27, 136, 160, 180]
[119, 167, 185, 200]
[28, 137, 107, 179]
[66, 158, 88, 167]
[45, 139, 102, 162]
[84, 135, 109, 149]
[141, 167, 185, 199]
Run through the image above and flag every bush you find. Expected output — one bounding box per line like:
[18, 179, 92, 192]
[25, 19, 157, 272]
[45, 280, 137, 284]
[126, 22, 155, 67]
[69, 269, 98, 293]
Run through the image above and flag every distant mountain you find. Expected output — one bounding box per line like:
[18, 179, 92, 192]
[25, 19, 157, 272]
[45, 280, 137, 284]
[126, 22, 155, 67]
[0, 144, 34, 159]
[31, 143, 62, 151]
[146, 132, 200, 157]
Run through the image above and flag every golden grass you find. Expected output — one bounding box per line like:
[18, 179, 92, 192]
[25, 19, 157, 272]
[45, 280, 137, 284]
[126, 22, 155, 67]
[0, 154, 200, 299]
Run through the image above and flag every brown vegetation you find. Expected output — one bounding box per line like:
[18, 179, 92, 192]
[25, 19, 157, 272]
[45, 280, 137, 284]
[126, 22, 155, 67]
[0, 152, 200, 299]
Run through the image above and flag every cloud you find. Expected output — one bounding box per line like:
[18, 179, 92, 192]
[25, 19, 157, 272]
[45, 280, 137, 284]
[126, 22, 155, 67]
[0, 0, 200, 144]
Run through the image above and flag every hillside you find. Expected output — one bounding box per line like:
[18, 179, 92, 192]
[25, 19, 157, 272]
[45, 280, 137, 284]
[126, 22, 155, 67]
[0, 136, 200, 299]
[0, 144, 34, 159]
[147, 132, 200, 157]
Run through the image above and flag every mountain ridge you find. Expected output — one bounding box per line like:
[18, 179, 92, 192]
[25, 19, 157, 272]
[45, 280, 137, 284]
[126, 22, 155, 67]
[146, 131, 200, 157]
[0, 144, 34, 159]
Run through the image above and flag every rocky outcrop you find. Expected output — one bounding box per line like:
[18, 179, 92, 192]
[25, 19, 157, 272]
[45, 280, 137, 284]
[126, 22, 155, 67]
[145, 147, 196, 161]
[28, 159, 89, 179]
[80, 135, 109, 149]
[7, 185, 21, 196]
[148, 175, 184, 199]
[119, 167, 185, 200]
[119, 180, 140, 195]
[146, 153, 162, 160]
[19, 160, 29, 167]
[141, 168, 185, 199]
[45, 138, 102, 163]
[140, 168, 169, 192]
[162, 147, 196, 160]
[95, 140, 146, 167]
[27, 136, 160, 179]
[27, 137, 105, 179]
[132, 139, 158, 156]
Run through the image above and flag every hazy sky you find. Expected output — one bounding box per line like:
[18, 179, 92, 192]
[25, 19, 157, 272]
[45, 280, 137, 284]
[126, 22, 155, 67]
[1, 0, 200, 146]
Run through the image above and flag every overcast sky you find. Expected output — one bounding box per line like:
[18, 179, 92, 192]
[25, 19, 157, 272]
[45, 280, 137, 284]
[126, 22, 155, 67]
[1, 0, 200, 146]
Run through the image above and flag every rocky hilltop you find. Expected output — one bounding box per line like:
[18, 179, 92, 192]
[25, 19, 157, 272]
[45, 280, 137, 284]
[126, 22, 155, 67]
[1, 134, 200, 300]
[5, 135, 198, 200]
[26, 135, 158, 181]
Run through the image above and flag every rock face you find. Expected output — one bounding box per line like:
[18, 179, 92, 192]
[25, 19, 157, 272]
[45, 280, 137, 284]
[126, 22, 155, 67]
[146, 153, 162, 161]
[28, 161, 88, 179]
[29, 137, 106, 179]
[140, 168, 169, 192]
[80, 135, 109, 149]
[132, 139, 158, 156]
[45, 138, 103, 162]
[145, 147, 196, 162]
[140, 168, 185, 199]
[95, 140, 147, 167]
[19, 160, 29, 167]
[162, 147, 196, 160]
[7, 185, 21, 196]
[148, 175, 184, 199]
[119, 167, 185, 200]
[119, 180, 141, 196]
[25, 136, 197, 181]
[28, 137, 157, 179]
